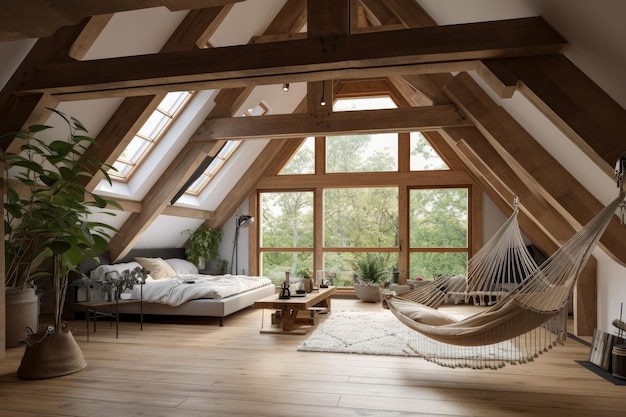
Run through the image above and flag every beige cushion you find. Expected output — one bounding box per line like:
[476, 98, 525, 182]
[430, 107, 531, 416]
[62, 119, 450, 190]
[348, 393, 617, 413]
[399, 303, 458, 326]
[134, 257, 177, 280]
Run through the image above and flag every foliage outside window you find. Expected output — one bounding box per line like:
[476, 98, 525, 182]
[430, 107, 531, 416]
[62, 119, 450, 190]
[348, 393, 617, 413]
[279, 137, 315, 175]
[326, 133, 397, 173]
[259, 191, 314, 285]
[409, 188, 468, 280]
[410, 132, 449, 171]
[324, 187, 398, 249]
[261, 95, 473, 287]
[324, 187, 398, 285]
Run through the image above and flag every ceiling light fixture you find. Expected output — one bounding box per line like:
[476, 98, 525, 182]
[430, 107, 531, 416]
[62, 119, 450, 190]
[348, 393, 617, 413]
[320, 80, 326, 106]
[282, 83, 289, 92]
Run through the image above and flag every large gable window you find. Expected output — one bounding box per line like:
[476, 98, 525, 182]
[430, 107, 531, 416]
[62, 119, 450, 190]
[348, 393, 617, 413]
[257, 94, 477, 287]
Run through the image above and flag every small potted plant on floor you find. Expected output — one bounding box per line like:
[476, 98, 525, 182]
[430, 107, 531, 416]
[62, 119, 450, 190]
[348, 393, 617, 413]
[353, 254, 390, 302]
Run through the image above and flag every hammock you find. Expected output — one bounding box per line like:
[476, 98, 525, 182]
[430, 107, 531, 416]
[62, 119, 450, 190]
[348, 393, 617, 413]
[399, 197, 538, 310]
[387, 195, 624, 369]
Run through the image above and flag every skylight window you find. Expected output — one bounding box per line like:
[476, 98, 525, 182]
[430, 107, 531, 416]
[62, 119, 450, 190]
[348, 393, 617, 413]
[333, 96, 397, 111]
[244, 102, 268, 116]
[110, 91, 193, 180]
[184, 141, 242, 195]
[183, 102, 268, 196]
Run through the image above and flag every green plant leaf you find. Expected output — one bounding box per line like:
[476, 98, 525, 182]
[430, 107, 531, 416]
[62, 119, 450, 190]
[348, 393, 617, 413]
[28, 124, 53, 133]
[48, 140, 73, 156]
[46, 241, 72, 255]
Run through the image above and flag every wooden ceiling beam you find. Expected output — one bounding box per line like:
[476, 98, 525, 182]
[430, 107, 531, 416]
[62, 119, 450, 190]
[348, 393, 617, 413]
[400, 73, 454, 105]
[211, 95, 309, 229]
[308, 0, 350, 37]
[440, 126, 565, 257]
[444, 72, 626, 266]
[13, 17, 567, 97]
[68, 15, 114, 60]
[262, 0, 307, 38]
[194, 105, 471, 141]
[81, 6, 233, 191]
[111, 0, 310, 249]
[381, 0, 437, 28]
[212, 139, 306, 229]
[479, 55, 626, 178]
[0, 16, 110, 147]
[257, 169, 472, 190]
[358, 0, 401, 26]
[0, 0, 242, 42]
[108, 141, 216, 262]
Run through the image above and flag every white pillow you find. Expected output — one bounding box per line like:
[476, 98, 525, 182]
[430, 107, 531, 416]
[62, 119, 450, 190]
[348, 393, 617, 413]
[165, 258, 198, 275]
[90, 262, 143, 281]
[134, 257, 177, 280]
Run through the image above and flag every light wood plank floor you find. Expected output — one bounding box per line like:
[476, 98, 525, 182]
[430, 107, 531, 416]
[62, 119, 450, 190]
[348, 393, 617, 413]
[1, 299, 624, 417]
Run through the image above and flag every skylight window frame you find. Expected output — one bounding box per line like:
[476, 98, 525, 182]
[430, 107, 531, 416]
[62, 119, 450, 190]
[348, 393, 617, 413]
[182, 102, 268, 196]
[109, 90, 195, 182]
[184, 140, 243, 196]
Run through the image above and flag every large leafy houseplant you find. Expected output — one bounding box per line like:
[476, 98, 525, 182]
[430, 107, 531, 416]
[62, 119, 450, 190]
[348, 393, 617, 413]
[183, 223, 223, 269]
[2, 109, 119, 378]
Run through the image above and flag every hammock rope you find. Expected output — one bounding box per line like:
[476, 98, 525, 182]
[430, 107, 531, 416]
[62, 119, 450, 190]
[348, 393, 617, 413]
[388, 194, 624, 369]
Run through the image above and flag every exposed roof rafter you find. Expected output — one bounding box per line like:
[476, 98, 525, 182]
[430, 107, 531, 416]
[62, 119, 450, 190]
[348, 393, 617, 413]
[13, 17, 567, 98]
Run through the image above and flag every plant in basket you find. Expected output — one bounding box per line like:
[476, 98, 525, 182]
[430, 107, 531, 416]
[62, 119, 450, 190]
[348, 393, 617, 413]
[2, 109, 120, 379]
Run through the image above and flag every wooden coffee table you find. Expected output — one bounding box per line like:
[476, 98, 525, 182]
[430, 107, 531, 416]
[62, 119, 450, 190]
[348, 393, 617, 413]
[253, 286, 336, 334]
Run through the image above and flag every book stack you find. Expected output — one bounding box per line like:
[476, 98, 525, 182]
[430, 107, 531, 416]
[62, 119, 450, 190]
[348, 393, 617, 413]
[589, 328, 624, 372]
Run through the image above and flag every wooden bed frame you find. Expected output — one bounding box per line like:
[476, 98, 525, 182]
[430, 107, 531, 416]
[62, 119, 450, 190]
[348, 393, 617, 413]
[76, 248, 276, 326]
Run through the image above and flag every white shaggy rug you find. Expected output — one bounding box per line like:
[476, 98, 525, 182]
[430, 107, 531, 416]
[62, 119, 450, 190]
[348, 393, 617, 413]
[298, 310, 417, 356]
[298, 310, 521, 362]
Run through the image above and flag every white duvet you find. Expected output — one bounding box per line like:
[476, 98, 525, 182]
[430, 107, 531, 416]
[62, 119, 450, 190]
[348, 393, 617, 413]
[131, 274, 272, 307]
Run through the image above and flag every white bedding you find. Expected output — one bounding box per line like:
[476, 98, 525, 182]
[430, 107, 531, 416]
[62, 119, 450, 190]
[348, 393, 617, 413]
[131, 274, 272, 307]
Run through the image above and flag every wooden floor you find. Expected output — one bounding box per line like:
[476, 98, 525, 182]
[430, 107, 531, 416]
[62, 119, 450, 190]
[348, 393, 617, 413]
[0, 299, 623, 417]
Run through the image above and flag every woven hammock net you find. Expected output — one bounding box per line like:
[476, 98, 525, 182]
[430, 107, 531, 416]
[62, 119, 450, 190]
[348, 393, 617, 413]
[387, 195, 624, 369]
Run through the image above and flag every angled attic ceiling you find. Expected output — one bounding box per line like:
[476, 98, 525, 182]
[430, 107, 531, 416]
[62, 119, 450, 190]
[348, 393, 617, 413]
[1, 0, 625, 264]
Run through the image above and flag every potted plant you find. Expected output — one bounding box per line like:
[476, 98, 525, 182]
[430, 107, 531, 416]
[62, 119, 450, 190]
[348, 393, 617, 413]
[2, 109, 119, 379]
[114, 266, 149, 299]
[182, 223, 223, 270]
[353, 254, 390, 302]
[297, 269, 313, 292]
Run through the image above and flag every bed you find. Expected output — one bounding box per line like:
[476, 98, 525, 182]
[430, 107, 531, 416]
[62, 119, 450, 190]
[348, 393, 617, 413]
[77, 248, 276, 326]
